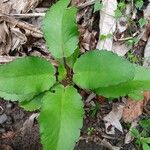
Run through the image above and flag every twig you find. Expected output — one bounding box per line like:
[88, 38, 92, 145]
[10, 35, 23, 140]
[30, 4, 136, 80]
[77, 0, 95, 9]
[0, 13, 43, 38]
[115, 32, 139, 42]
[9, 13, 45, 18]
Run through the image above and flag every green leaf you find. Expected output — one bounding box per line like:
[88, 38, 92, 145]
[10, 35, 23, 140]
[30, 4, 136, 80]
[0, 91, 36, 102]
[95, 66, 150, 99]
[39, 85, 84, 150]
[115, 9, 123, 19]
[131, 128, 141, 139]
[43, 0, 79, 58]
[139, 119, 150, 129]
[0, 57, 55, 101]
[142, 138, 150, 144]
[142, 143, 150, 150]
[135, 0, 143, 9]
[99, 34, 112, 41]
[73, 50, 135, 90]
[58, 64, 67, 81]
[128, 91, 144, 100]
[138, 18, 148, 28]
[20, 93, 44, 111]
[94, 0, 103, 13]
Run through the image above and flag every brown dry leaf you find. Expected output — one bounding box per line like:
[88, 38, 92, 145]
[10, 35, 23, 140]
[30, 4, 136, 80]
[77, 7, 97, 52]
[0, 145, 13, 150]
[112, 41, 130, 56]
[20, 113, 39, 134]
[0, 0, 43, 55]
[81, 29, 97, 51]
[103, 103, 124, 134]
[10, 0, 43, 13]
[10, 27, 27, 51]
[0, 21, 11, 54]
[1, 131, 15, 139]
[123, 92, 150, 123]
[0, 1, 12, 14]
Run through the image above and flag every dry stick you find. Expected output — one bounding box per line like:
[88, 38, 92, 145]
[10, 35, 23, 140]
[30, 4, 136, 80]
[9, 13, 45, 18]
[77, 0, 95, 9]
[0, 13, 43, 38]
[116, 32, 139, 42]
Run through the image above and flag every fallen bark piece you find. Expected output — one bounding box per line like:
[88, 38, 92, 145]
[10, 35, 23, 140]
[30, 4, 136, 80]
[96, 0, 117, 51]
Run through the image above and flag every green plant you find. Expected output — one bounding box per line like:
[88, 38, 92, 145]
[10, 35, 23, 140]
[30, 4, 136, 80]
[90, 102, 100, 117]
[127, 51, 138, 63]
[99, 33, 112, 41]
[138, 18, 148, 28]
[131, 119, 150, 150]
[134, 0, 144, 10]
[115, 0, 126, 19]
[1, 0, 150, 149]
[93, 0, 103, 13]
[87, 127, 94, 135]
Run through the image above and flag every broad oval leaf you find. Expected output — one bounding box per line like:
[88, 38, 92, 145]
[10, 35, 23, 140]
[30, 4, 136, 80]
[43, 0, 79, 58]
[73, 50, 135, 90]
[0, 57, 55, 101]
[95, 66, 150, 100]
[39, 85, 84, 150]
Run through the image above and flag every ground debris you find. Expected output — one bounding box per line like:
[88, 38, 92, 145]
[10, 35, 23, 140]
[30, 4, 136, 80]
[103, 103, 124, 134]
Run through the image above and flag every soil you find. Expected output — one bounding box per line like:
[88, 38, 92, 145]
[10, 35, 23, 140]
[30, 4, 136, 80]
[0, 100, 41, 150]
[0, 98, 135, 150]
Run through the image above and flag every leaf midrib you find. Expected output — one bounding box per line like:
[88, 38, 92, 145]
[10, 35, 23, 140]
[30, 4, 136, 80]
[56, 89, 65, 150]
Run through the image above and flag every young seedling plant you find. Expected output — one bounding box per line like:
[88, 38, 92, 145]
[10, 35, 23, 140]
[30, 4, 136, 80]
[1, 0, 150, 149]
[131, 119, 150, 150]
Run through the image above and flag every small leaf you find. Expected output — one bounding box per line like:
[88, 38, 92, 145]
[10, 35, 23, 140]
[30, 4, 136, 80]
[43, 0, 79, 58]
[139, 119, 150, 129]
[142, 143, 150, 150]
[99, 34, 112, 41]
[131, 128, 140, 138]
[58, 64, 67, 81]
[73, 50, 134, 90]
[0, 57, 55, 101]
[142, 138, 150, 144]
[115, 9, 123, 19]
[135, 0, 143, 9]
[39, 85, 84, 150]
[138, 18, 148, 28]
[94, 0, 103, 13]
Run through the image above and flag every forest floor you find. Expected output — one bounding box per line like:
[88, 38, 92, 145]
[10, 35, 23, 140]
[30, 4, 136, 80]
[0, 0, 150, 150]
